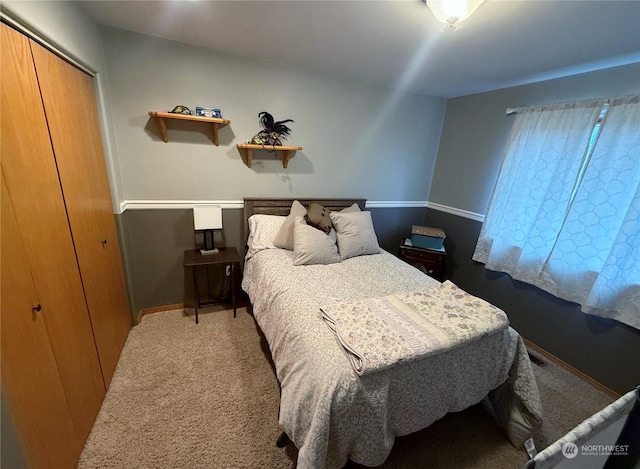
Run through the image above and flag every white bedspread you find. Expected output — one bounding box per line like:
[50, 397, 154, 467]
[242, 248, 543, 469]
[321, 281, 510, 376]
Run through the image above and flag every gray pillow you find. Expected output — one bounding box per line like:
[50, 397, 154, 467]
[274, 200, 307, 250]
[293, 216, 341, 266]
[330, 211, 381, 260]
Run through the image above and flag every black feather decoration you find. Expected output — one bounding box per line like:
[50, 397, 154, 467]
[251, 111, 295, 147]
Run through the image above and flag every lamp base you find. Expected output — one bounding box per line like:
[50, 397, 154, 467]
[200, 229, 219, 255]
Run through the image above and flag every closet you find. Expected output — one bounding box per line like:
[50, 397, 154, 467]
[1, 23, 132, 468]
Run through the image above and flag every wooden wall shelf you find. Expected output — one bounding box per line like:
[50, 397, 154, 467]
[236, 144, 302, 169]
[148, 111, 231, 146]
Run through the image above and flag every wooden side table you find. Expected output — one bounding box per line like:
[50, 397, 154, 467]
[398, 242, 447, 282]
[183, 247, 241, 324]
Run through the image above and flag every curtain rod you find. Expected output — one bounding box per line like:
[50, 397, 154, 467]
[505, 95, 638, 116]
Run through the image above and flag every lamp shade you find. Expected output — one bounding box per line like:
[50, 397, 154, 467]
[426, 0, 485, 25]
[193, 205, 223, 230]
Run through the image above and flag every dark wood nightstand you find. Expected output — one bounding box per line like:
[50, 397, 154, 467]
[398, 243, 447, 281]
[183, 247, 241, 324]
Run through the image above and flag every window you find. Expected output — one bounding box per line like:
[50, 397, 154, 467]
[473, 96, 640, 329]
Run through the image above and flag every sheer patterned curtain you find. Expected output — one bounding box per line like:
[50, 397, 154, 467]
[473, 96, 640, 329]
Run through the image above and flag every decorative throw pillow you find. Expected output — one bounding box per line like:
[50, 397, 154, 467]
[274, 200, 307, 250]
[304, 203, 332, 234]
[330, 211, 381, 260]
[293, 216, 341, 266]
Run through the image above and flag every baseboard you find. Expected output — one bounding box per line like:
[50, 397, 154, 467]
[136, 303, 184, 324]
[524, 338, 620, 399]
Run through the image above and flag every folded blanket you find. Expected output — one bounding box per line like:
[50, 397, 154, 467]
[321, 281, 509, 376]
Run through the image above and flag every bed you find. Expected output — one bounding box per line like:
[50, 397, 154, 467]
[241, 197, 544, 469]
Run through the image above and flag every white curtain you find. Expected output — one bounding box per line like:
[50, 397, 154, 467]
[473, 96, 640, 329]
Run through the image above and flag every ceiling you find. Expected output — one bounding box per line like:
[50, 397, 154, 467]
[79, 0, 640, 98]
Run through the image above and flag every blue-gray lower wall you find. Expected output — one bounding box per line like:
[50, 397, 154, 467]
[118, 205, 639, 394]
[426, 62, 640, 397]
[423, 208, 640, 396]
[117, 206, 428, 318]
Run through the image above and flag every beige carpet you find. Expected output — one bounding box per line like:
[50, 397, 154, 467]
[78, 307, 615, 469]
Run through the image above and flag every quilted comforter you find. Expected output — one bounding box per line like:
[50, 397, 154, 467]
[321, 281, 511, 376]
[242, 248, 543, 469]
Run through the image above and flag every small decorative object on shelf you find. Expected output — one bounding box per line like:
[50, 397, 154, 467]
[169, 105, 192, 115]
[237, 111, 301, 169]
[196, 107, 222, 118]
[250, 111, 294, 147]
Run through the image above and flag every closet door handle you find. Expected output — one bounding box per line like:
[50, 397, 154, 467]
[32, 304, 42, 314]
[101, 239, 107, 247]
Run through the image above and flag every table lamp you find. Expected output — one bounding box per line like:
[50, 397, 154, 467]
[193, 205, 222, 255]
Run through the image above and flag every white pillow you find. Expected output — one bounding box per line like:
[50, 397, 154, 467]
[246, 214, 285, 259]
[292, 216, 341, 266]
[340, 203, 361, 213]
[330, 211, 381, 260]
[274, 200, 307, 250]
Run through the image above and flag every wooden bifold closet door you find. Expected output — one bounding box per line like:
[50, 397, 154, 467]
[1, 23, 132, 468]
[30, 34, 132, 388]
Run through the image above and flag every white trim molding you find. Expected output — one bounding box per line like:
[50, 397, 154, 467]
[426, 201, 485, 222]
[366, 200, 429, 208]
[118, 199, 431, 213]
[119, 200, 244, 213]
[117, 199, 485, 222]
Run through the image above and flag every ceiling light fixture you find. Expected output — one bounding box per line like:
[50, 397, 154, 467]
[426, 0, 485, 31]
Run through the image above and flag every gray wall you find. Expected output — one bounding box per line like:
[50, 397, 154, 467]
[425, 208, 640, 396]
[119, 206, 427, 315]
[428, 63, 640, 394]
[100, 26, 447, 317]
[430, 63, 640, 215]
[101, 27, 446, 202]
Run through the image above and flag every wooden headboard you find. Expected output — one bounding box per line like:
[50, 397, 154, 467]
[243, 197, 367, 245]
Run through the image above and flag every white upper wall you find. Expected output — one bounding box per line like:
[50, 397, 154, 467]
[100, 27, 446, 205]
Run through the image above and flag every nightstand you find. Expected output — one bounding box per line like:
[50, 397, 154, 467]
[398, 243, 447, 281]
[183, 247, 241, 324]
